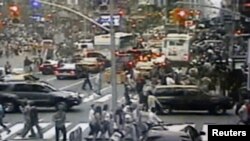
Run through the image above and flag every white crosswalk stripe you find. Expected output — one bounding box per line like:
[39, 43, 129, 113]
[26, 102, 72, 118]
[43, 123, 71, 139]
[0, 122, 213, 140]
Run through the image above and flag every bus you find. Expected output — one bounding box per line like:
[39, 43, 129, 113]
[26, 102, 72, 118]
[162, 33, 194, 65]
[94, 32, 135, 50]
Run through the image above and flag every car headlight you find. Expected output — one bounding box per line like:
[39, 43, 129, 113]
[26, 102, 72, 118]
[70, 92, 79, 98]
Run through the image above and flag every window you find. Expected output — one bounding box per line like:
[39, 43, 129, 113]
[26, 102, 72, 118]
[31, 85, 50, 92]
[0, 84, 8, 91]
[155, 88, 174, 97]
[13, 84, 33, 92]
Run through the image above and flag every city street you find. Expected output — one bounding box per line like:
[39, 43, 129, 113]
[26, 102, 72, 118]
[0, 55, 240, 141]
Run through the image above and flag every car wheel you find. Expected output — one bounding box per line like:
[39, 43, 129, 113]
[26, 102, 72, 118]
[57, 76, 62, 80]
[213, 105, 226, 115]
[164, 105, 172, 114]
[3, 101, 17, 113]
[55, 102, 69, 111]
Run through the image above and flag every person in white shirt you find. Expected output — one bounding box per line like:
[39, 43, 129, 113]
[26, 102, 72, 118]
[238, 100, 250, 125]
[148, 108, 163, 126]
[88, 104, 95, 136]
[166, 74, 175, 85]
[147, 92, 162, 112]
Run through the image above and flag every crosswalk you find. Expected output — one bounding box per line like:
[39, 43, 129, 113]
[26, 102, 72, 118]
[82, 93, 134, 103]
[0, 122, 216, 141]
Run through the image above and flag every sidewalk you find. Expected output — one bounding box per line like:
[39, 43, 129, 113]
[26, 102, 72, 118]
[0, 54, 27, 68]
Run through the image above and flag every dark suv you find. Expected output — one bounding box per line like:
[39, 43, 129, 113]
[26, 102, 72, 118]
[154, 85, 234, 115]
[0, 81, 82, 112]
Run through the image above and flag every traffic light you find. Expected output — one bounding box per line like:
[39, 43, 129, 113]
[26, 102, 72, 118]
[9, 5, 20, 23]
[118, 9, 125, 17]
[30, 0, 42, 9]
[168, 8, 189, 25]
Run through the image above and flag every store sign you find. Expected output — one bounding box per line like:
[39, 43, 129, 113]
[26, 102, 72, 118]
[97, 15, 120, 26]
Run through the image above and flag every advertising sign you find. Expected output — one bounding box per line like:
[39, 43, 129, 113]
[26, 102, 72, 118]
[97, 15, 120, 26]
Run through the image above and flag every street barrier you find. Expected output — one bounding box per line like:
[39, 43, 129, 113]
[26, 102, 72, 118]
[69, 127, 82, 141]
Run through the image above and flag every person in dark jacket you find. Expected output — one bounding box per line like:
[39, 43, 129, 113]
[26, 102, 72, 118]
[82, 71, 93, 90]
[0, 101, 11, 135]
[53, 104, 67, 141]
[4, 61, 12, 75]
[30, 106, 43, 138]
[23, 56, 33, 73]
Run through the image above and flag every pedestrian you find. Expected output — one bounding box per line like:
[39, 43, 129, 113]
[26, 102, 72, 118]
[82, 71, 93, 90]
[124, 114, 138, 141]
[114, 104, 125, 130]
[94, 72, 102, 95]
[19, 100, 36, 138]
[0, 100, 11, 136]
[147, 107, 163, 126]
[4, 61, 12, 75]
[30, 105, 43, 138]
[147, 91, 162, 113]
[124, 82, 132, 105]
[101, 104, 112, 138]
[238, 100, 250, 125]
[88, 104, 95, 136]
[52, 104, 67, 141]
[24, 56, 33, 73]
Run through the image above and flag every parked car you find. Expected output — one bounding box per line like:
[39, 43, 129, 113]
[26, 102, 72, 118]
[55, 63, 87, 80]
[154, 85, 234, 115]
[0, 81, 82, 112]
[39, 60, 60, 75]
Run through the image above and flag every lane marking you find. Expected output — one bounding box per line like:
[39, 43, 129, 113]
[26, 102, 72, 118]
[14, 123, 51, 139]
[43, 123, 71, 139]
[1, 123, 23, 140]
[0, 123, 11, 131]
[45, 77, 56, 82]
[82, 86, 111, 102]
[95, 94, 112, 103]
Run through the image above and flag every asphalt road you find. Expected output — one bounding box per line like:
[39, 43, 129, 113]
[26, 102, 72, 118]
[0, 55, 239, 141]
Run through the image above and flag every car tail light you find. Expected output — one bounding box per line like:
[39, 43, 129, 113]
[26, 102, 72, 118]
[128, 61, 133, 66]
[39, 64, 44, 68]
[70, 71, 75, 75]
[53, 64, 58, 68]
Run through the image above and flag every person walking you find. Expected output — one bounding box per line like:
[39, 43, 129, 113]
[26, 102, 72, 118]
[30, 105, 43, 139]
[20, 101, 36, 138]
[23, 56, 33, 73]
[4, 61, 12, 75]
[0, 101, 11, 136]
[94, 72, 102, 95]
[82, 71, 93, 90]
[52, 104, 67, 141]
[88, 104, 95, 136]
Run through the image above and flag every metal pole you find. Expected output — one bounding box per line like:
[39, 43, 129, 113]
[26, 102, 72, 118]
[110, 0, 117, 111]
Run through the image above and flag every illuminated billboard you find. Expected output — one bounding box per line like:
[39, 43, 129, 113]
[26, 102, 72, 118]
[97, 15, 120, 26]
